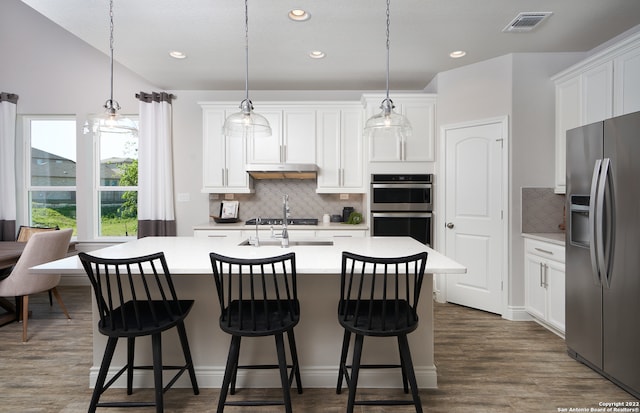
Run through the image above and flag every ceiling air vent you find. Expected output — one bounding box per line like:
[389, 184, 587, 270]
[503, 12, 552, 33]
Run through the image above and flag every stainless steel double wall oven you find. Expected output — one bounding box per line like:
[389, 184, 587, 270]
[370, 174, 433, 246]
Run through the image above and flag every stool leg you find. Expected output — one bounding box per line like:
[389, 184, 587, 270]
[399, 346, 409, 393]
[336, 330, 351, 394]
[218, 335, 241, 413]
[126, 337, 135, 395]
[346, 334, 364, 413]
[151, 333, 164, 413]
[176, 321, 200, 395]
[286, 329, 303, 394]
[275, 333, 293, 413]
[89, 337, 118, 413]
[398, 334, 423, 413]
[230, 337, 241, 395]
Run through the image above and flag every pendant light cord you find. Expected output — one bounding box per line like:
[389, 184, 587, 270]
[244, 0, 250, 104]
[105, 0, 119, 112]
[385, 0, 391, 102]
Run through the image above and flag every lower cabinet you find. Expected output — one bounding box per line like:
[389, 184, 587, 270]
[524, 238, 565, 336]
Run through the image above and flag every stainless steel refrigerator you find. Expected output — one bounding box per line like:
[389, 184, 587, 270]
[566, 110, 640, 399]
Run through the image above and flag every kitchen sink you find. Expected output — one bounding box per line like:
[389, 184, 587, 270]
[238, 238, 334, 246]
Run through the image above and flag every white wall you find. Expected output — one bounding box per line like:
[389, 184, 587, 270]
[428, 52, 583, 314]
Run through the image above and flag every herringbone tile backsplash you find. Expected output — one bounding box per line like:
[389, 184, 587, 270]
[210, 180, 365, 222]
[521, 187, 565, 233]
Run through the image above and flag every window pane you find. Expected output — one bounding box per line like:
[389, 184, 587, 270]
[99, 132, 138, 184]
[99, 191, 138, 237]
[29, 190, 77, 234]
[30, 119, 76, 186]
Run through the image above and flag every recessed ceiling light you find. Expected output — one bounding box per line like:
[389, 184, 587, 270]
[449, 50, 466, 58]
[288, 9, 311, 21]
[169, 50, 187, 59]
[309, 50, 326, 59]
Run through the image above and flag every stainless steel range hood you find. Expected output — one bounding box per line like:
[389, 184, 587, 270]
[245, 163, 318, 180]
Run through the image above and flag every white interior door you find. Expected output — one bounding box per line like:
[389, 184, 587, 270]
[444, 118, 506, 315]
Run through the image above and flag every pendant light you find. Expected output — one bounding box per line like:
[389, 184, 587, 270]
[222, 0, 272, 138]
[91, 0, 137, 135]
[364, 0, 411, 139]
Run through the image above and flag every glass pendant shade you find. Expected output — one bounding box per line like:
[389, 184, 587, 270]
[92, 99, 138, 135]
[364, 98, 411, 138]
[223, 99, 272, 138]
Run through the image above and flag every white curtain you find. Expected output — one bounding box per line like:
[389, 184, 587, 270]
[0, 93, 18, 241]
[136, 92, 176, 237]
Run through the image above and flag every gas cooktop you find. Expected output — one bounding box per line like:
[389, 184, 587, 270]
[245, 218, 318, 226]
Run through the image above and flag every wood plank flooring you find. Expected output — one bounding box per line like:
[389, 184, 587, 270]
[0, 286, 637, 412]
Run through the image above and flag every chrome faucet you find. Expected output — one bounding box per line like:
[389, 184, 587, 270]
[249, 217, 261, 247]
[281, 194, 290, 248]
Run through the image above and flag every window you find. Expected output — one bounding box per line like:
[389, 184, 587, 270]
[22, 115, 139, 239]
[25, 117, 77, 234]
[97, 130, 138, 237]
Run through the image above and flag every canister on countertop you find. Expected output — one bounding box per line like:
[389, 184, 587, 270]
[342, 207, 354, 223]
[322, 214, 330, 225]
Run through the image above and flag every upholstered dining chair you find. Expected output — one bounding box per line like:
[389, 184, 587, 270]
[0, 228, 73, 342]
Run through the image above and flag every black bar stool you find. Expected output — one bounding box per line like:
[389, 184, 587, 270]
[79, 252, 200, 413]
[335, 251, 428, 413]
[209, 252, 303, 413]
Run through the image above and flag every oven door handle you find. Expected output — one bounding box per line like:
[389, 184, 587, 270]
[371, 183, 431, 189]
[371, 212, 432, 218]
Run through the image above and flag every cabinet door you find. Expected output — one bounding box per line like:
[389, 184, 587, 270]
[546, 260, 566, 333]
[225, 133, 250, 189]
[202, 108, 226, 189]
[247, 110, 282, 164]
[366, 94, 436, 163]
[402, 99, 436, 162]
[316, 109, 341, 188]
[583, 61, 613, 124]
[341, 108, 364, 189]
[614, 44, 640, 116]
[284, 109, 316, 164]
[525, 254, 547, 321]
[555, 77, 582, 193]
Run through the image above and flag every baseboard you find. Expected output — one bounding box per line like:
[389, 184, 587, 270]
[502, 305, 533, 321]
[89, 364, 439, 389]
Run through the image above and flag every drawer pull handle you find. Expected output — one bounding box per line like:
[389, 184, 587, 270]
[534, 247, 553, 255]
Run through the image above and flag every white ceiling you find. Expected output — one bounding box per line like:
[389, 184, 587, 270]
[20, 0, 640, 91]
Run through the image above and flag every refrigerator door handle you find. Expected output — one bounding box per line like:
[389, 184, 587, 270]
[600, 158, 616, 289]
[589, 159, 603, 285]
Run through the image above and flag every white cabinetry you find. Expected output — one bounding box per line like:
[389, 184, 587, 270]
[316, 105, 365, 193]
[614, 43, 640, 116]
[362, 94, 436, 163]
[201, 105, 253, 193]
[553, 32, 640, 194]
[524, 238, 565, 336]
[247, 107, 316, 165]
[193, 230, 242, 242]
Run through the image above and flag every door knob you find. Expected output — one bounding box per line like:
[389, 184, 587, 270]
[446, 222, 455, 229]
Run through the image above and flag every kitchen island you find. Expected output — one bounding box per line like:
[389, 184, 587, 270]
[32, 236, 465, 390]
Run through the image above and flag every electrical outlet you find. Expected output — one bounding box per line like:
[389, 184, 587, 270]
[339, 193, 349, 200]
[224, 193, 235, 200]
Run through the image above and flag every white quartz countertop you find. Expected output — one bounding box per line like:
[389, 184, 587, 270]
[32, 236, 465, 275]
[193, 222, 369, 231]
[522, 232, 566, 246]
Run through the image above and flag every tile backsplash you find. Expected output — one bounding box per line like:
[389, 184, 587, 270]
[521, 187, 565, 233]
[209, 180, 365, 222]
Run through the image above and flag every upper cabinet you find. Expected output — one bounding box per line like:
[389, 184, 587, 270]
[316, 104, 365, 193]
[553, 32, 640, 194]
[362, 93, 436, 163]
[246, 107, 316, 165]
[200, 104, 253, 193]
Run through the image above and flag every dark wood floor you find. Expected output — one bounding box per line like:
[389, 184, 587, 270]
[0, 286, 636, 412]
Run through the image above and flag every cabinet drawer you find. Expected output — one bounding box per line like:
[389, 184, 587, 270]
[525, 239, 565, 263]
